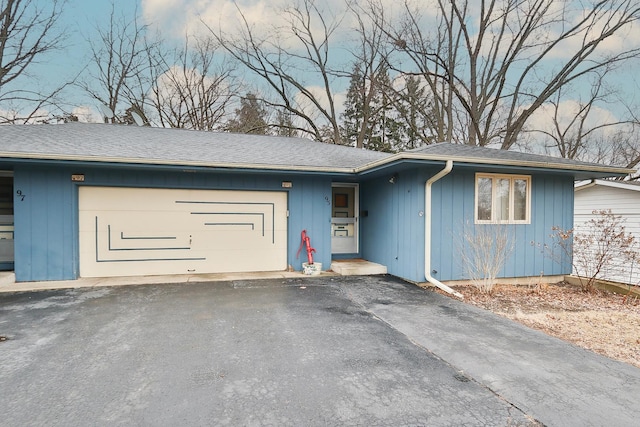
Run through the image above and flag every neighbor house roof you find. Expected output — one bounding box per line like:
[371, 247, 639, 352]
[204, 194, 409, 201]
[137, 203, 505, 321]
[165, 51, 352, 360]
[0, 124, 633, 178]
[575, 179, 640, 192]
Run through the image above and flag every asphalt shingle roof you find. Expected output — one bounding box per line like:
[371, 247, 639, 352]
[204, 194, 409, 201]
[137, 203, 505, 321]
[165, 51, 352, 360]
[0, 124, 632, 177]
[410, 142, 620, 170]
[0, 123, 389, 171]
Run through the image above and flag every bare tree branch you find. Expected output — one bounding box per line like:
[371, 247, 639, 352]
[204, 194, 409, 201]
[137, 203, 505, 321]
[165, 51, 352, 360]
[0, 0, 68, 123]
[77, 2, 160, 123]
[368, 0, 640, 149]
[149, 35, 237, 131]
[206, 0, 347, 142]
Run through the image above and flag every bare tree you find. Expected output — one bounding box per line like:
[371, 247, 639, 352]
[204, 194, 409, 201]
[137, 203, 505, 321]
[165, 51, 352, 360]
[519, 67, 640, 176]
[363, 0, 458, 144]
[616, 100, 640, 175]
[149, 35, 236, 131]
[0, 0, 68, 123]
[208, 0, 346, 142]
[369, 0, 640, 149]
[525, 72, 635, 160]
[610, 132, 640, 177]
[78, 3, 161, 124]
[390, 75, 436, 149]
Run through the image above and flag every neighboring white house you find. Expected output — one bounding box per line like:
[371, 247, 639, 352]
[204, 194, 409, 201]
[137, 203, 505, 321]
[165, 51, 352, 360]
[574, 180, 640, 285]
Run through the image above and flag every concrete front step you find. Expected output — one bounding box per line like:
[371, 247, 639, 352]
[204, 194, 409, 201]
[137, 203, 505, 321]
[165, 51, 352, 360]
[330, 259, 387, 276]
[0, 271, 15, 286]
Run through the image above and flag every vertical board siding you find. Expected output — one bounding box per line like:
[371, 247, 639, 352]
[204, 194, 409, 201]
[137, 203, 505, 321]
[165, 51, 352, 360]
[362, 166, 574, 283]
[14, 161, 575, 283]
[14, 166, 77, 281]
[431, 172, 574, 281]
[287, 176, 332, 270]
[432, 170, 482, 281]
[360, 169, 427, 282]
[14, 165, 332, 281]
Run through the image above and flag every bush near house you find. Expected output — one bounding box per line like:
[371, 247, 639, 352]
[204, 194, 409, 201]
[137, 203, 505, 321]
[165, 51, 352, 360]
[457, 224, 515, 294]
[548, 210, 638, 292]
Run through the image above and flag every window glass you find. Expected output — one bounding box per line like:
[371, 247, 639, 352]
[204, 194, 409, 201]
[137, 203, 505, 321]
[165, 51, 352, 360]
[513, 179, 527, 221]
[496, 178, 510, 221]
[475, 174, 530, 223]
[477, 177, 492, 221]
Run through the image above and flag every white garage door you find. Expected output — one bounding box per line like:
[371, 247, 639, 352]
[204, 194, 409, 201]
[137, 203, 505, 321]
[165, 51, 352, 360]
[79, 187, 288, 278]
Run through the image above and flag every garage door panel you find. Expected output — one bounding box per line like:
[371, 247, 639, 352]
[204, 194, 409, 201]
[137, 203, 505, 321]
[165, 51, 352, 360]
[79, 187, 288, 277]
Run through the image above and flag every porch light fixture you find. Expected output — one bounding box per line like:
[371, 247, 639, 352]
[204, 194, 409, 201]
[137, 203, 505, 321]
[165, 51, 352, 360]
[389, 173, 398, 184]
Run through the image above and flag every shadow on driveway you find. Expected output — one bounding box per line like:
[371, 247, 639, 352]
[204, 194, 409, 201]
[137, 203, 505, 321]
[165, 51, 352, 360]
[1, 275, 639, 426]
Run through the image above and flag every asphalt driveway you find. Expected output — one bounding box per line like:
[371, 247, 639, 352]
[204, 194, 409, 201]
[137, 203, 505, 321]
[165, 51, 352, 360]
[1, 275, 639, 426]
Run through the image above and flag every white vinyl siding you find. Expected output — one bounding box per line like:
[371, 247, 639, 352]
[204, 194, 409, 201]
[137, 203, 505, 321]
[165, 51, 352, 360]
[574, 184, 640, 285]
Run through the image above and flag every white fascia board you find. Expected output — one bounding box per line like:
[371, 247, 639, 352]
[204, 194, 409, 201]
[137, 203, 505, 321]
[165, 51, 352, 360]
[355, 152, 633, 176]
[574, 180, 596, 191]
[1, 150, 634, 177]
[575, 179, 640, 192]
[0, 152, 356, 174]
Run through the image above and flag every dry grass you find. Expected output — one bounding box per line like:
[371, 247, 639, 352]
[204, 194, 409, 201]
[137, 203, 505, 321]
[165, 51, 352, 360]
[448, 282, 640, 369]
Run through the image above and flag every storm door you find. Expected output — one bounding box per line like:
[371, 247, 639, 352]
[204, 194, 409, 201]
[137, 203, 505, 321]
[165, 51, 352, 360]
[331, 183, 359, 254]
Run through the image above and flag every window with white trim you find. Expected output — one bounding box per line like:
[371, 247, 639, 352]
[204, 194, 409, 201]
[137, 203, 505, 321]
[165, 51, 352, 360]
[475, 173, 531, 224]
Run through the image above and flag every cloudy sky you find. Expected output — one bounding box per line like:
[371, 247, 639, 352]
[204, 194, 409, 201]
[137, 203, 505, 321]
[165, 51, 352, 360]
[9, 0, 640, 141]
[32, 0, 365, 121]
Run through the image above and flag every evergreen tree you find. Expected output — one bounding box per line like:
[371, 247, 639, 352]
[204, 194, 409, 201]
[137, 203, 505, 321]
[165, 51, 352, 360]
[393, 75, 434, 150]
[341, 63, 399, 152]
[274, 109, 299, 137]
[226, 93, 268, 134]
[341, 64, 367, 146]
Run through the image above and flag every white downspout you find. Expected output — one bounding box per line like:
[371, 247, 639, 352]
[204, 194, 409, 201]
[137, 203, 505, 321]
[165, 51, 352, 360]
[425, 160, 464, 299]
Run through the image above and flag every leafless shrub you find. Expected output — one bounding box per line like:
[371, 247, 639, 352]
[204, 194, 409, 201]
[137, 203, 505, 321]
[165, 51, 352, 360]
[546, 210, 638, 292]
[457, 224, 515, 294]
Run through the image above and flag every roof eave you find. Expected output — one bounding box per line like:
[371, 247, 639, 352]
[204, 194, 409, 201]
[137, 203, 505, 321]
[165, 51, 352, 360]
[1, 150, 632, 178]
[355, 152, 633, 176]
[0, 152, 357, 174]
[575, 178, 640, 192]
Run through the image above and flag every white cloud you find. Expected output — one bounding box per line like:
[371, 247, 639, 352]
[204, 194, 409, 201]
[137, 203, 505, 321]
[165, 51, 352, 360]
[153, 64, 230, 105]
[142, 0, 286, 38]
[73, 106, 103, 123]
[542, 5, 640, 60]
[527, 99, 618, 134]
[141, 0, 400, 41]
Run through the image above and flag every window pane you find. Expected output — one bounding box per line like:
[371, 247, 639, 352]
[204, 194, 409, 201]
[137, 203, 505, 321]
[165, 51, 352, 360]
[477, 177, 492, 220]
[495, 178, 510, 221]
[513, 179, 527, 221]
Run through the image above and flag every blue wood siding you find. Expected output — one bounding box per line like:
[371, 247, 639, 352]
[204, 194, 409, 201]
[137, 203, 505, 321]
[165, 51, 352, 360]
[13, 161, 574, 283]
[360, 168, 429, 281]
[13, 165, 332, 281]
[361, 167, 574, 282]
[286, 176, 332, 270]
[431, 171, 574, 281]
[14, 166, 78, 281]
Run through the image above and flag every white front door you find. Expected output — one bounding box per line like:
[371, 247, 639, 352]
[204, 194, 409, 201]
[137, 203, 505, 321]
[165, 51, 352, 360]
[331, 184, 358, 254]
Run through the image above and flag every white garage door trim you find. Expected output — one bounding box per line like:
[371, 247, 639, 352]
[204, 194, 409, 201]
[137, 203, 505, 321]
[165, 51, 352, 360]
[79, 187, 288, 277]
